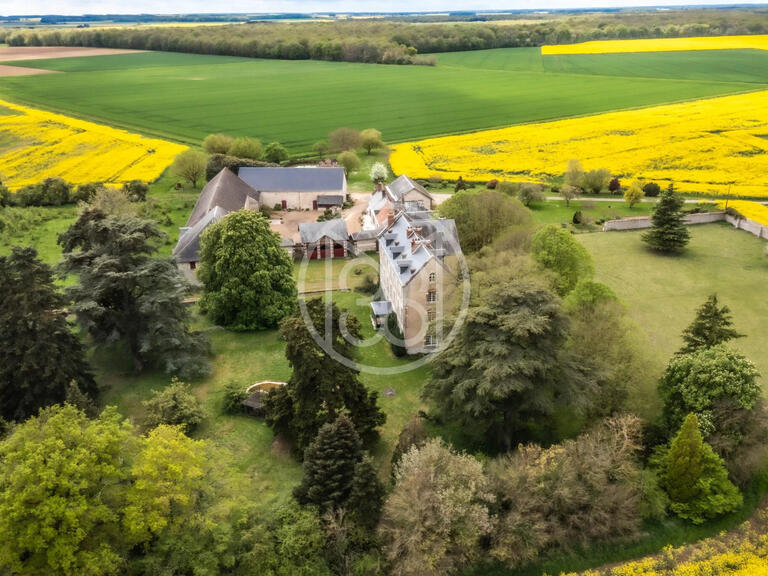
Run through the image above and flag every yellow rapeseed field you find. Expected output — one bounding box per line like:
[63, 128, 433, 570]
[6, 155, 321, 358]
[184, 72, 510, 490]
[564, 508, 768, 576]
[0, 99, 187, 189]
[719, 200, 768, 226]
[389, 90, 768, 197]
[542, 34, 768, 55]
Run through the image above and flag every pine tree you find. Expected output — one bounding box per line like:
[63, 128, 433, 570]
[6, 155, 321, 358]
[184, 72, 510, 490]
[679, 294, 743, 354]
[347, 456, 385, 529]
[0, 247, 96, 421]
[642, 186, 690, 253]
[265, 299, 385, 452]
[294, 414, 363, 511]
[661, 413, 742, 524]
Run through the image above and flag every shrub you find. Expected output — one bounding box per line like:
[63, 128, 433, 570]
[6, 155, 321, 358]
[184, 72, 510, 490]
[15, 177, 72, 207]
[454, 176, 468, 192]
[227, 137, 263, 160]
[122, 180, 149, 202]
[202, 133, 234, 154]
[572, 210, 583, 224]
[222, 381, 248, 414]
[608, 177, 621, 194]
[264, 141, 289, 164]
[518, 183, 545, 206]
[486, 178, 499, 189]
[387, 312, 407, 357]
[643, 182, 662, 197]
[142, 378, 205, 432]
[356, 274, 378, 295]
[370, 162, 388, 184]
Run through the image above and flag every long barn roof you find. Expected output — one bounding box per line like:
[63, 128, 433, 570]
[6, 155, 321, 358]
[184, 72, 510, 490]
[238, 166, 345, 193]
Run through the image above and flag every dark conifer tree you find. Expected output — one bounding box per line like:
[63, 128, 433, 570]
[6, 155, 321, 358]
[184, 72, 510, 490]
[679, 294, 743, 354]
[0, 247, 96, 421]
[642, 186, 690, 253]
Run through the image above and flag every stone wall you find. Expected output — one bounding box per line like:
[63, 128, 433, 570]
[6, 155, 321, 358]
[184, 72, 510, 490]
[602, 211, 728, 231]
[726, 214, 768, 240]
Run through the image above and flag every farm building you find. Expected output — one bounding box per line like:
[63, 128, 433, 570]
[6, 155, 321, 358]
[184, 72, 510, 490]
[298, 219, 351, 260]
[173, 166, 348, 278]
[375, 211, 461, 354]
[238, 166, 346, 210]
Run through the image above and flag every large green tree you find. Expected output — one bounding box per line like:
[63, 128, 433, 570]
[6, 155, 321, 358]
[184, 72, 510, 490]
[438, 190, 532, 252]
[679, 294, 743, 354]
[642, 186, 690, 253]
[265, 299, 385, 452]
[426, 273, 580, 451]
[198, 210, 296, 330]
[59, 209, 210, 378]
[657, 413, 742, 524]
[531, 224, 594, 295]
[0, 246, 96, 421]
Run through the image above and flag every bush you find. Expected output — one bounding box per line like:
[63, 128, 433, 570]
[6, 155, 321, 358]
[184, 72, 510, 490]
[608, 177, 621, 194]
[356, 274, 378, 295]
[643, 182, 662, 197]
[486, 179, 499, 189]
[222, 381, 248, 414]
[387, 312, 407, 357]
[202, 133, 234, 154]
[518, 183, 545, 206]
[142, 378, 205, 432]
[264, 141, 289, 164]
[15, 177, 72, 207]
[572, 210, 583, 224]
[205, 154, 276, 180]
[582, 168, 611, 194]
[122, 180, 149, 202]
[454, 176, 468, 193]
[228, 137, 263, 160]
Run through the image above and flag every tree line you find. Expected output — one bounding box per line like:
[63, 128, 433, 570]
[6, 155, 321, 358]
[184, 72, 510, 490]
[5, 9, 768, 64]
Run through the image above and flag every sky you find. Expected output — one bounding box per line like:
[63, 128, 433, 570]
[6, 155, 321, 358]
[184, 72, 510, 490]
[1, 0, 766, 16]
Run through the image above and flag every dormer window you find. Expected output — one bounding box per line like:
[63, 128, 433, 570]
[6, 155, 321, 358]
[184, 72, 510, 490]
[428, 272, 436, 282]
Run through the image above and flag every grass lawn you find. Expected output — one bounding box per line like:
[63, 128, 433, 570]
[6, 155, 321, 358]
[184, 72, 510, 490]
[579, 223, 768, 417]
[528, 198, 657, 228]
[97, 262, 430, 509]
[0, 49, 762, 151]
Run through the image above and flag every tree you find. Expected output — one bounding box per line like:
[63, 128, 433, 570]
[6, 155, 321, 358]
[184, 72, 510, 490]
[265, 299, 385, 452]
[582, 168, 611, 194]
[454, 176, 468, 192]
[518, 182, 545, 206]
[198, 210, 296, 330]
[86, 186, 137, 216]
[564, 159, 584, 190]
[59, 209, 210, 377]
[560, 184, 579, 207]
[438, 190, 532, 252]
[623, 181, 644, 208]
[264, 141, 289, 164]
[347, 456, 385, 529]
[608, 177, 621, 194]
[489, 416, 646, 568]
[680, 294, 743, 354]
[531, 224, 594, 295]
[222, 381, 248, 414]
[370, 161, 388, 184]
[312, 140, 329, 157]
[122, 179, 149, 202]
[657, 414, 742, 524]
[642, 187, 690, 253]
[379, 439, 492, 576]
[425, 273, 579, 451]
[123, 425, 207, 544]
[171, 150, 207, 187]
[142, 378, 205, 433]
[294, 415, 363, 511]
[360, 128, 383, 154]
[643, 181, 661, 197]
[0, 247, 96, 421]
[658, 344, 760, 441]
[0, 405, 133, 576]
[328, 127, 361, 152]
[338, 151, 361, 175]
[202, 133, 234, 154]
[390, 414, 427, 476]
[228, 137, 263, 160]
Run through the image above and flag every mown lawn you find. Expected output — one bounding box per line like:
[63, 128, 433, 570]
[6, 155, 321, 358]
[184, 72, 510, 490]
[0, 48, 761, 150]
[579, 223, 768, 416]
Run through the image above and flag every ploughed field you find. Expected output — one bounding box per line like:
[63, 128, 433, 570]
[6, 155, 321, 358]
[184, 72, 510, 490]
[0, 47, 765, 151]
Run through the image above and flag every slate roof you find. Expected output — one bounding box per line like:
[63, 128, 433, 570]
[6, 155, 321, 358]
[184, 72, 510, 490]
[173, 205, 229, 263]
[317, 194, 344, 207]
[386, 174, 433, 202]
[186, 168, 258, 228]
[299, 219, 349, 244]
[238, 166, 345, 193]
[378, 212, 461, 285]
[370, 301, 393, 316]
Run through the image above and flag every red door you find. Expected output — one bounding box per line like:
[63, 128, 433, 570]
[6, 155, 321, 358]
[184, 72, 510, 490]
[333, 244, 345, 258]
[281, 200, 287, 210]
[312, 200, 318, 210]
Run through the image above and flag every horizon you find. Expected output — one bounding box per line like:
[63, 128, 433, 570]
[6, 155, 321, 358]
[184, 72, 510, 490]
[2, 1, 768, 18]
